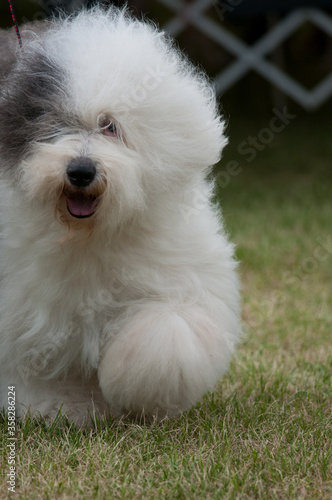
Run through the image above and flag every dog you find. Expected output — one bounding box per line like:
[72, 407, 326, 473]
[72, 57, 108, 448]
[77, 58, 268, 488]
[0, 7, 241, 424]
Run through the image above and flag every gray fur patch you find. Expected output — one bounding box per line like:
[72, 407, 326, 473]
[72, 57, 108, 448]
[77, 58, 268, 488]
[0, 27, 20, 78]
[0, 40, 68, 171]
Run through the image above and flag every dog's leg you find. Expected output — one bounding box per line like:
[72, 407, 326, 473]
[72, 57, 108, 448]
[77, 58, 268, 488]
[3, 374, 110, 426]
[98, 302, 237, 418]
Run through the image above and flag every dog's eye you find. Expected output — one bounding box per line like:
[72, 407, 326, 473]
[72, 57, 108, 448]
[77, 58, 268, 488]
[102, 122, 118, 138]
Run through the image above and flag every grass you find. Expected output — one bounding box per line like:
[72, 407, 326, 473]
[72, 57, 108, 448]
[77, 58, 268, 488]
[1, 108, 332, 499]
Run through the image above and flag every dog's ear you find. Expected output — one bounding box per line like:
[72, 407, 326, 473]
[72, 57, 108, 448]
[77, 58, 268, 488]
[0, 27, 19, 78]
[0, 21, 50, 79]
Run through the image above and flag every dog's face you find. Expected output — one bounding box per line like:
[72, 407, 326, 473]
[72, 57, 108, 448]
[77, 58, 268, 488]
[0, 9, 226, 234]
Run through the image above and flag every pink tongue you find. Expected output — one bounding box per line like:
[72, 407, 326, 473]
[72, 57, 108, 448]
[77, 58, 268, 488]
[67, 194, 96, 218]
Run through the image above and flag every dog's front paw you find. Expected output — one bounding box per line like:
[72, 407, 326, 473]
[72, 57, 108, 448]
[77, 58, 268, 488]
[98, 305, 232, 419]
[12, 376, 111, 427]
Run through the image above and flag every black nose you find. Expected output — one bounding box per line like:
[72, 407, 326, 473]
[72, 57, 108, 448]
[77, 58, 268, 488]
[67, 157, 97, 188]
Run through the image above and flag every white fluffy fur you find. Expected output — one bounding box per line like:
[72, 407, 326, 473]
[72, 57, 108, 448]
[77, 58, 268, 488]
[0, 8, 241, 424]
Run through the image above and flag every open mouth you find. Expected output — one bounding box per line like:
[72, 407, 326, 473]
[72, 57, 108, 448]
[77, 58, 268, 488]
[66, 193, 98, 219]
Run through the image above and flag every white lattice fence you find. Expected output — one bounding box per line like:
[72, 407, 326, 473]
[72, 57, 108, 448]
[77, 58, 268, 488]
[157, 0, 332, 110]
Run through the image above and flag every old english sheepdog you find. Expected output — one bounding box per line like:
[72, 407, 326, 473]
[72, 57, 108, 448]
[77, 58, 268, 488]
[0, 7, 241, 424]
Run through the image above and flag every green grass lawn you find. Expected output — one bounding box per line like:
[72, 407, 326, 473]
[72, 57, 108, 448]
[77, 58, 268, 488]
[1, 109, 331, 499]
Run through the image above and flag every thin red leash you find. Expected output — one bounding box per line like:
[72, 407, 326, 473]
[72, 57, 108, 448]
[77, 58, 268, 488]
[8, 0, 22, 48]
